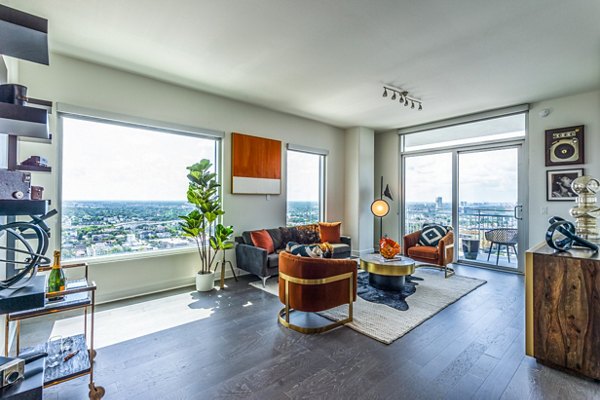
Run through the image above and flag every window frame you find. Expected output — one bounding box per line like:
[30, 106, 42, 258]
[56, 104, 223, 263]
[285, 145, 327, 226]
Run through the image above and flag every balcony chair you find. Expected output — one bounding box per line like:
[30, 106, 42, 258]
[277, 251, 357, 334]
[403, 228, 454, 278]
[485, 228, 518, 265]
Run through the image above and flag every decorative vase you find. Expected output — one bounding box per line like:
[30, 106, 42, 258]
[379, 237, 401, 259]
[196, 271, 215, 292]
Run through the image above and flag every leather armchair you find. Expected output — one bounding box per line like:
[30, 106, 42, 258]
[404, 230, 454, 278]
[277, 251, 357, 333]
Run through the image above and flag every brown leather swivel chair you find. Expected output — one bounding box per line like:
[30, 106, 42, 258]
[278, 251, 357, 333]
[403, 229, 454, 278]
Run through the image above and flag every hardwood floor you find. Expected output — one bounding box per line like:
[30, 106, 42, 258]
[18, 265, 599, 399]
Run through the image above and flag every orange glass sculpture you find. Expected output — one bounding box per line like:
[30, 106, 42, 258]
[379, 237, 401, 259]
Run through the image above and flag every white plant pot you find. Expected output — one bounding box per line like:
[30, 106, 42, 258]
[196, 271, 215, 292]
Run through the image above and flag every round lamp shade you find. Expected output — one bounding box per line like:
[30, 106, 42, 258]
[371, 199, 390, 217]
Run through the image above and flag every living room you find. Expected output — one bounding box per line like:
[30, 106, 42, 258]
[0, 1, 599, 399]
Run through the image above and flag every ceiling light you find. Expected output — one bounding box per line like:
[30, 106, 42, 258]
[381, 86, 422, 112]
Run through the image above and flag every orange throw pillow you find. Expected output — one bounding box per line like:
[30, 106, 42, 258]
[319, 222, 342, 243]
[250, 230, 275, 254]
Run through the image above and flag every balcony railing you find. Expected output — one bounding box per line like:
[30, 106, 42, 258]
[405, 206, 518, 267]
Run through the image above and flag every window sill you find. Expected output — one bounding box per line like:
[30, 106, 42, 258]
[64, 247, 199, 266]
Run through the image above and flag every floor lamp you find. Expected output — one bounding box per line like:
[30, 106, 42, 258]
[371, 176, 394, 241]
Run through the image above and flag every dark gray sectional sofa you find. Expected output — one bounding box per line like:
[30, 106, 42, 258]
[235, 225, 351, 286]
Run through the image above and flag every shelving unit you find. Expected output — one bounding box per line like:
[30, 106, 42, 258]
[0, 4, 104, 400]
[4, 263, 104, 399]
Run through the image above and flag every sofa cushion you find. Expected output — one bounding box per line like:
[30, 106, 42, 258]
[279, 226, 297, 247]
[241, 231, 253, 245]
[267, 228, 283, 249]
[319, 222, 342, 243]
[295, 224, 321, 244]
[408, 245, 438, 260]
[251, 230, 275, 254]
[329, 243, 351, 258]
[418, 224, 450, 247]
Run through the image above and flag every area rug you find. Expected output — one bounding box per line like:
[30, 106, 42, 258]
[249, 269, 486, 344]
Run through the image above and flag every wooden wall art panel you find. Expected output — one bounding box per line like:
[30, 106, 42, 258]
[231, 132, 281, 194]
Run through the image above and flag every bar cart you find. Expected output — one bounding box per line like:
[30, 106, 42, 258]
[4, 262, 105, 399]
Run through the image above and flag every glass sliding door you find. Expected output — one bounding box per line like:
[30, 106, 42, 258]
[404, 152, 453, 234]
[457, 146, 523, 270]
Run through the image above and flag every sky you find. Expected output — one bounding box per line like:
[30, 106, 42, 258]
[405, 148, 518, 204]
[62, 118, 215, 201]
[286, 150, 321, 202]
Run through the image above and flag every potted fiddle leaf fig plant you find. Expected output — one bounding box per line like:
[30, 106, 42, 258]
[180, 159, 224, 291]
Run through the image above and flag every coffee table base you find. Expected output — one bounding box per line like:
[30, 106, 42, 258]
[368, 273, 407, 291]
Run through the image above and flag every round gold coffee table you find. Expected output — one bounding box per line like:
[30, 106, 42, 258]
[360, 254, 416, 291]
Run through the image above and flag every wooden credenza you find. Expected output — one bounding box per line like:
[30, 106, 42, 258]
[526, 243, 600, 380]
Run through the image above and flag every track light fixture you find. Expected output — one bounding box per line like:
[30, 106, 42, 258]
[381, 85, 423, 111]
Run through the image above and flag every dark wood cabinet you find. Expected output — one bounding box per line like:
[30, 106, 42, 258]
[526, 243, 600, 380]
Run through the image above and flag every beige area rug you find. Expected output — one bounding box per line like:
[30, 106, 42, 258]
[250, 269, 486, 344]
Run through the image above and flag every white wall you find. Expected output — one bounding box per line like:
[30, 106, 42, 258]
[527, 90, 600, 245]
[15, 54, 346, 302]
[373, 89, 600, 255]
[374, 131, 400, 244]
[344, 127, 374, 254]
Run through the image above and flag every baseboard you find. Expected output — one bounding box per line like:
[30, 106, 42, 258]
[352, 248, 374, 257]
[97, 268, 250, 305]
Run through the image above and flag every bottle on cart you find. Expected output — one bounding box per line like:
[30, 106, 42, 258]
[47, 250, 66, 301]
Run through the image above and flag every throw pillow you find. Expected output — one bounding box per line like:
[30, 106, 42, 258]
[286, 241, 323, 258]
[278, 226, 297, 247]
[250, 230, 275, 254]
[319, 222, 342, 243]
[418, 224, 451, 247]
[295, 224, 321, 244]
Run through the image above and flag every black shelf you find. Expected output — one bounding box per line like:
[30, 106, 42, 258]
[0, 4, 49, 65]
[15, 165, 51, 173]
[0, 200, 49, 216]
[0, 102, 49, 139]
[0, 276, 45, 315]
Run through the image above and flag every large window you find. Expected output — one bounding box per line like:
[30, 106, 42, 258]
[60, 115, 219, 260]
[286, 149, 325, 226]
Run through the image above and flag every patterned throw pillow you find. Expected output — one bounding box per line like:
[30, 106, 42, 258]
[418, 224, 451, 247]
[278, 226, 297, 247]
[295, 224, 321, 244]
[285, 241, 323, 258]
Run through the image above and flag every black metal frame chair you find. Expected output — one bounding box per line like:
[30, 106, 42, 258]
[485, 228, 518, 265]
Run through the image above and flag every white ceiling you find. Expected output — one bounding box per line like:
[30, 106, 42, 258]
[5, 0, 600, 130]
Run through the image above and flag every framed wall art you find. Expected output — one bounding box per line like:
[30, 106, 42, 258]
[546, 168, 584, 201]
[545, 125, 584, 166]
[231, 132, 281, 194]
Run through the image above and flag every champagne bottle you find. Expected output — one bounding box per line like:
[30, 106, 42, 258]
[47, 250, 66, 301]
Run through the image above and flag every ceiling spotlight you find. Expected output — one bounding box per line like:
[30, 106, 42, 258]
[381, 86, 422, 111]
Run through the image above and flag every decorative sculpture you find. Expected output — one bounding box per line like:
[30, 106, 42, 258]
[546, 216, 598, 252]
[569, 175, 600, 241]
[380, 237, 401, 259]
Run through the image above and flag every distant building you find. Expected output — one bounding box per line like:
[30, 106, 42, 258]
[435, 197, 443, 209]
